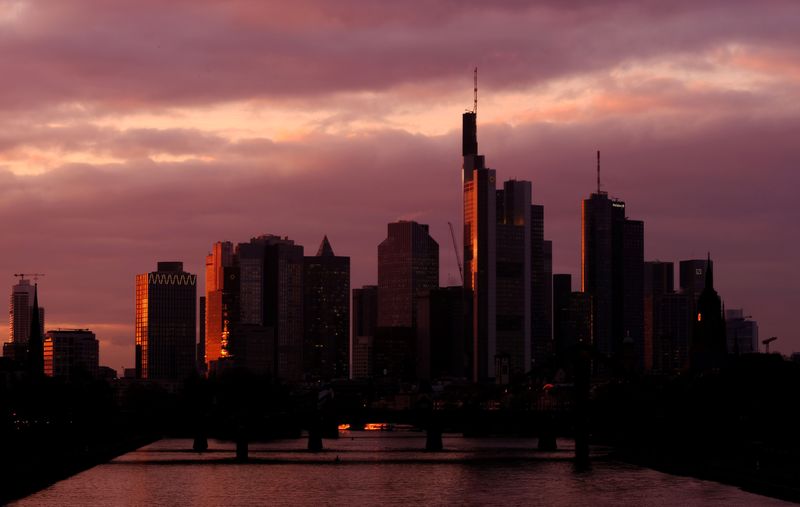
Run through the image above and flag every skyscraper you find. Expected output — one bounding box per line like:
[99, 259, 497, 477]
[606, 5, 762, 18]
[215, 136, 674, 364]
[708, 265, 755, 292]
[552, 274, 572, 366]
[135, 262, 197, 381]
[205, 241, 234, 368]
[304, 236, 350, 380]
[495, 180, 532, 378]
[375, 221, 438, 380]
[644, 261, 692, 374]
[463, 104, 497, 383]
[691, 254, 726, 370]
[238, 235, 305, 381]
[581, 156, 644, 372]
[351, 285, 377, 379]
[725, 309, 758, 355]
[3, 277, 45, 362]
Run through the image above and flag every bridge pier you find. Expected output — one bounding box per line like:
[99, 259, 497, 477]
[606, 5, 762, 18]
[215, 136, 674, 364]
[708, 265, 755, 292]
[538, 413, 558, 451]
[426, 425, 443, 452]
[193, 434, 208, 453]
[236, 435, 248, 462]
[308, 429, 323, 452]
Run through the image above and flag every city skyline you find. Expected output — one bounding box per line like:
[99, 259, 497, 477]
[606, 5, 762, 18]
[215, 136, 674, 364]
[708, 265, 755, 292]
[0, 2, 798, 370]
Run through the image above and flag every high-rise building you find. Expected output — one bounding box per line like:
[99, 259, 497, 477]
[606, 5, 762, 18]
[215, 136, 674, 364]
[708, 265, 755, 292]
[237, 235, 304, 381]
[377, 221, 438, 328]
[495, 181, 531, 378]
[303, 236, 350, 380]
[581, 162, 644, 373]
[690, 254, 726, 370]
[44, 329, 99, 379]
[3, 277, 45, 362]
[644, 261, 692, 374]
[135, 262, 197, 381]
[679, 259, 708, 299]
[725, 309, 758, 355]
[552, 274, 572, 366]
[351, 285, 377, 379]
[198, 296, 206, 373]
[205, 241, 234, 367]
[416, 286, 466, 380]
[375, 221, 438, 380]
[463, 107, 497, 383]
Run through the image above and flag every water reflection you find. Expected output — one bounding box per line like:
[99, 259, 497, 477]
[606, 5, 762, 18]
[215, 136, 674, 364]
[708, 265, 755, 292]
[13, 434, 792, 506]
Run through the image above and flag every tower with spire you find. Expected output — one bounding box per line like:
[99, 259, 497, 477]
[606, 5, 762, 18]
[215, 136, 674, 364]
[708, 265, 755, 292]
[303, 236, 350, 380]
[27, 283, 44, 376]
[690, 253, 727, 371]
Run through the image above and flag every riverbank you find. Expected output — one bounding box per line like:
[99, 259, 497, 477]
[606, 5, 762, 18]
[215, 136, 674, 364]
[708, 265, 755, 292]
[613, 448, 800, 504]
[0, 432, 158, 505]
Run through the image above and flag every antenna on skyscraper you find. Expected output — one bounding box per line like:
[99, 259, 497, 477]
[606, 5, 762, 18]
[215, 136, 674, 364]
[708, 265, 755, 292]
[473, 67, 478, 114]
[596, 150, 601, 194]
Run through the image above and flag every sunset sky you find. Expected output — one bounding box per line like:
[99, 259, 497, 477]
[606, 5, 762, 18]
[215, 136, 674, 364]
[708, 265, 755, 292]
[1, 0, 798, 370]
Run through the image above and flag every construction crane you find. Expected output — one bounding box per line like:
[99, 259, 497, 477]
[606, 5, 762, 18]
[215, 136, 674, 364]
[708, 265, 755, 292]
[447, 222, 463, 284]
[14, 273, 45, 283]
[762, 336, 778, 354]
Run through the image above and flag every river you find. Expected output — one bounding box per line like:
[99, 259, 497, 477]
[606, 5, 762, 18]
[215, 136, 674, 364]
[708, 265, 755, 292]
[12, 433, 792, 506]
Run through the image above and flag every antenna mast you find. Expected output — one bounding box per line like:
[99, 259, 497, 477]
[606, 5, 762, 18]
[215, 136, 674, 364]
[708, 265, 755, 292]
[473, 67, 478, 114]
[596, 150, 600, 194]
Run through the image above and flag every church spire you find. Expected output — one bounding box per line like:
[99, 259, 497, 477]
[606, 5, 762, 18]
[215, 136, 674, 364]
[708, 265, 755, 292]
[27, 283, 43, 376]
[316, 235, 335, 257]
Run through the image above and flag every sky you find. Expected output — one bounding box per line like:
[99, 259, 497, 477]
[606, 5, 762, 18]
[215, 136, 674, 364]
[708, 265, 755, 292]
[1, 0, 798, 371]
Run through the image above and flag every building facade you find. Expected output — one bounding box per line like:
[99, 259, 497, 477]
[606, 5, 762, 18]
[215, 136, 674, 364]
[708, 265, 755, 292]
[135, 262, 197, 381]
[44, 329, 99, 379]
[303, 236, 350, 380]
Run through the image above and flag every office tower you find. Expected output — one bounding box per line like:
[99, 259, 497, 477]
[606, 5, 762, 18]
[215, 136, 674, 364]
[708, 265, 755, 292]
[562, 292, 593, 368]
[351, 285, 377, 379]
[44, 329, 99, 379]
[690, 254, 726, 370]
[3, 277, 45, 362]
[552, 274, 572, 366]
[304, 236, 350, 380]
[644, 261, 692, 374]
[377, 221, 438, 328]
[581, 159, 644, 372]
[725, 309, 758, 355]
[417, 286, 466, 380]
[495, 180, 531, 378]
[679, 259, 708, 299]
[237, 235, 304, 381]
[535, 237, 553, 367]
[375, 221, 438, 380]
[135, 262, 197, 381]
[463, 103, 497, 383]
[644, 261, 673, 371]
[205, 241, 234, 367]
[198, 296, 206, 373]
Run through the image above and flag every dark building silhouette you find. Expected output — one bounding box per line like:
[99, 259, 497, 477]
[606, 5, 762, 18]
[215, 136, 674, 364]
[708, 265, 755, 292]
[725, 309, 758, 355]
[581, 162, 644, 373]
[237, 235, 304, 381]
[375, 221, 438, 380]
[562, 292, 593, 369]
[495, 180, 532, 378]
[198, 296, 206, 373]
[27, 284, 44, 376]
[644, 261, 691, 374]
[43, 329, 99, 379]
[303, 236, 350, 380]
[690, 254, 727, 371]
[3, 277, 45, 363]
[552, 274, 572, 365]
[679, 259, 708, 299]
[351, 285, 377, 379]
[135, 262, 197, 381]
[417, 286, 466, 380]
[463, 108, 497, 382]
